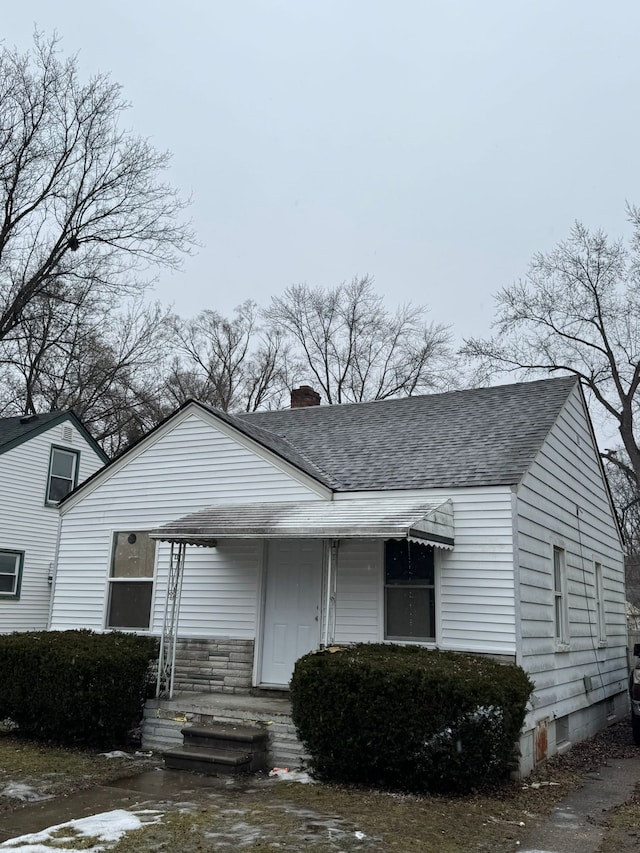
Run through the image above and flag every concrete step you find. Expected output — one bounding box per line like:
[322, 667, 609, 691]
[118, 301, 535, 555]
[163, 722, 269, 775]
[182, 723, 268, 749]
[163, 746, 253, 775]
[249, 686, 290, 700]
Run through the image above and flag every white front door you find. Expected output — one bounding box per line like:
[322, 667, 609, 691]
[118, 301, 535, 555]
[260, 539, 323, 686]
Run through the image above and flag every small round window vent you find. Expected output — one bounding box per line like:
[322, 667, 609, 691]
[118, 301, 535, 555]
[127, 533, 137, 545]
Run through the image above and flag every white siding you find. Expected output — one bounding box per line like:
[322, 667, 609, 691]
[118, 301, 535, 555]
[334, 540, 381, 644]
[332, 487, 516, 656]
[517, 385, 626, 737]
[0, 421, 104, 632]
[153, 540, 260, 637]
[51, 411, 324, 634]
[438, 488, 515, 655]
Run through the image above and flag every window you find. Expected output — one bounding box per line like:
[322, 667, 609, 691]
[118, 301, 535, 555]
[595, 562, 606, 644]
[555, 714, 569, 746]
[46, 447, 79, 504]
[0, 550, 24, 599]
[553, 545, 568, 646]
[106, 531, 155, 629]
[385, 539, 435, 641]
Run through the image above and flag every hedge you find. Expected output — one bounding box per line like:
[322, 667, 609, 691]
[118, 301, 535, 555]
[290, 643, 533, 794]
[0, 630, 158, 748]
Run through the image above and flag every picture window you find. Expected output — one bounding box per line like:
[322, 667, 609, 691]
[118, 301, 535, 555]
[106, 531, 155, 629]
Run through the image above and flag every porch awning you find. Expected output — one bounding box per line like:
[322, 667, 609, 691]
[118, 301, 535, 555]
[149, 497, 454, 549]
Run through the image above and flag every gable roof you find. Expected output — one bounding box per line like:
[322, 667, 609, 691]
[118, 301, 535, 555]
[0, 411, 109, 463]
[231, 375, 580, 491]
[61, 375, 581, 507]
[206, 405, 341, 488]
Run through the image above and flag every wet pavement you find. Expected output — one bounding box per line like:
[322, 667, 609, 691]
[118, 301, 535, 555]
[0, 768, 239, 843]
[520, 756, 640, 853]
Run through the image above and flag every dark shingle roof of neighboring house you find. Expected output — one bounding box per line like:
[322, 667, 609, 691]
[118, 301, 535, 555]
[231, 375, 580, 492]
[0, 411, 109, 462]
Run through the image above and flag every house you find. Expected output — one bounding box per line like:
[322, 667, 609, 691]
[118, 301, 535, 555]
[48, 377, 628, 774]
[0, 411, 108, 632]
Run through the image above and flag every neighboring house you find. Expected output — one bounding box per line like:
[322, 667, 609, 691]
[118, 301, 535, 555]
[0, 412, 108, 632]
[48, 377, 628, 774]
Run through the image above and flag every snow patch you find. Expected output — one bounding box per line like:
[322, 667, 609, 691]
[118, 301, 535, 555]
[0, 784, 52, 803]
[268, 767, 315, 783]
[0, 808, 162, 852]
[99, 750, 133, 759]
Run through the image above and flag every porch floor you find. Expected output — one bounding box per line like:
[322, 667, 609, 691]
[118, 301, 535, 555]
[154, 690, 293, 716]
[142, 690, 306, 769]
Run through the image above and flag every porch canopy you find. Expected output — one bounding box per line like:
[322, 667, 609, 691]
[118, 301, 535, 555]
[149, 496, 454, 549]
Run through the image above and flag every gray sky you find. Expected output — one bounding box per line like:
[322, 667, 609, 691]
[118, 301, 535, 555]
[4, 1, 640, 343]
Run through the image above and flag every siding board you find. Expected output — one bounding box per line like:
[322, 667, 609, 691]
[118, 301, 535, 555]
[52, 412, 324, 636]
[517, 386, 626, 744]
[332, 487, 517, 656]
[0, 421, 104, 632]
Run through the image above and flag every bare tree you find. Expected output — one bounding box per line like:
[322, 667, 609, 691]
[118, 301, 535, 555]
[462, 212, 640, 486]
[167, 301, 291, 412]
[265, 276, 455, 404]
[0, 280, 104, 414]
[0, 32, 193, 343]
[603, 456, 640, 608]
[0, 293, 172, 455]
[604, 457, 640, 555]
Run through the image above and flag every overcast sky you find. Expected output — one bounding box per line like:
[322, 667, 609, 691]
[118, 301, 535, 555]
[4, 1, 640, 343]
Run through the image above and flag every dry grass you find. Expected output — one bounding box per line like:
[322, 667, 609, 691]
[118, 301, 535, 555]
[598, 788, 640, 852]
[0, 729, 158, 811]
[0, 721, 638, 852]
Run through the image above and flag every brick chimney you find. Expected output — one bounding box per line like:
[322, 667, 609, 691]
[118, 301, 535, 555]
[290, 385, 321, 408]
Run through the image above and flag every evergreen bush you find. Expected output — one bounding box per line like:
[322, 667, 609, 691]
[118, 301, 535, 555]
[290, 643, 533, 794]
[0, 630, 158, 747]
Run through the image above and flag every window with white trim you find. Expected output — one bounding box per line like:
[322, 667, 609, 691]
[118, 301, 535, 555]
[106, 531, 155, 629]
[553, 545, 568, 646]
[46, 446, 79, 504]
[384, 539, 435, 641]
[595, 561, 606, 644]
[0, 550, 24, 599]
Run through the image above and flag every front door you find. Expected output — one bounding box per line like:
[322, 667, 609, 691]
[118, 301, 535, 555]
[260, 539, 323, 686]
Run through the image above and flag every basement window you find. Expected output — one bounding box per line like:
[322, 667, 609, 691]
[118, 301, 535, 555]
[555, 714, 569, 746]
[384, 539, 435, 641]
[0, 550, 24, 599]
[106, 531, 155, 630]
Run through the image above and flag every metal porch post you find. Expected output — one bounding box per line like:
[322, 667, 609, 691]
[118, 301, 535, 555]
[156, 540, 186, 698]
[321, 539, 339, 648]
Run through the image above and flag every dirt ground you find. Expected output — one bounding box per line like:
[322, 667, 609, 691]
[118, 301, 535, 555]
[0, 720, 638, 852]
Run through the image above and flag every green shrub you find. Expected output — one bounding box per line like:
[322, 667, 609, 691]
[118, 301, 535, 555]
[0, 630, 158, 748]
[290, 643, 533, 794]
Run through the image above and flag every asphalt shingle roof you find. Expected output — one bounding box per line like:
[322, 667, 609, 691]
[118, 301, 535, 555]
[0, 411, 109, 465]
[231, 375, 579, 492]
[0, 412, 69, 453]
[205, 406, 340, 488]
